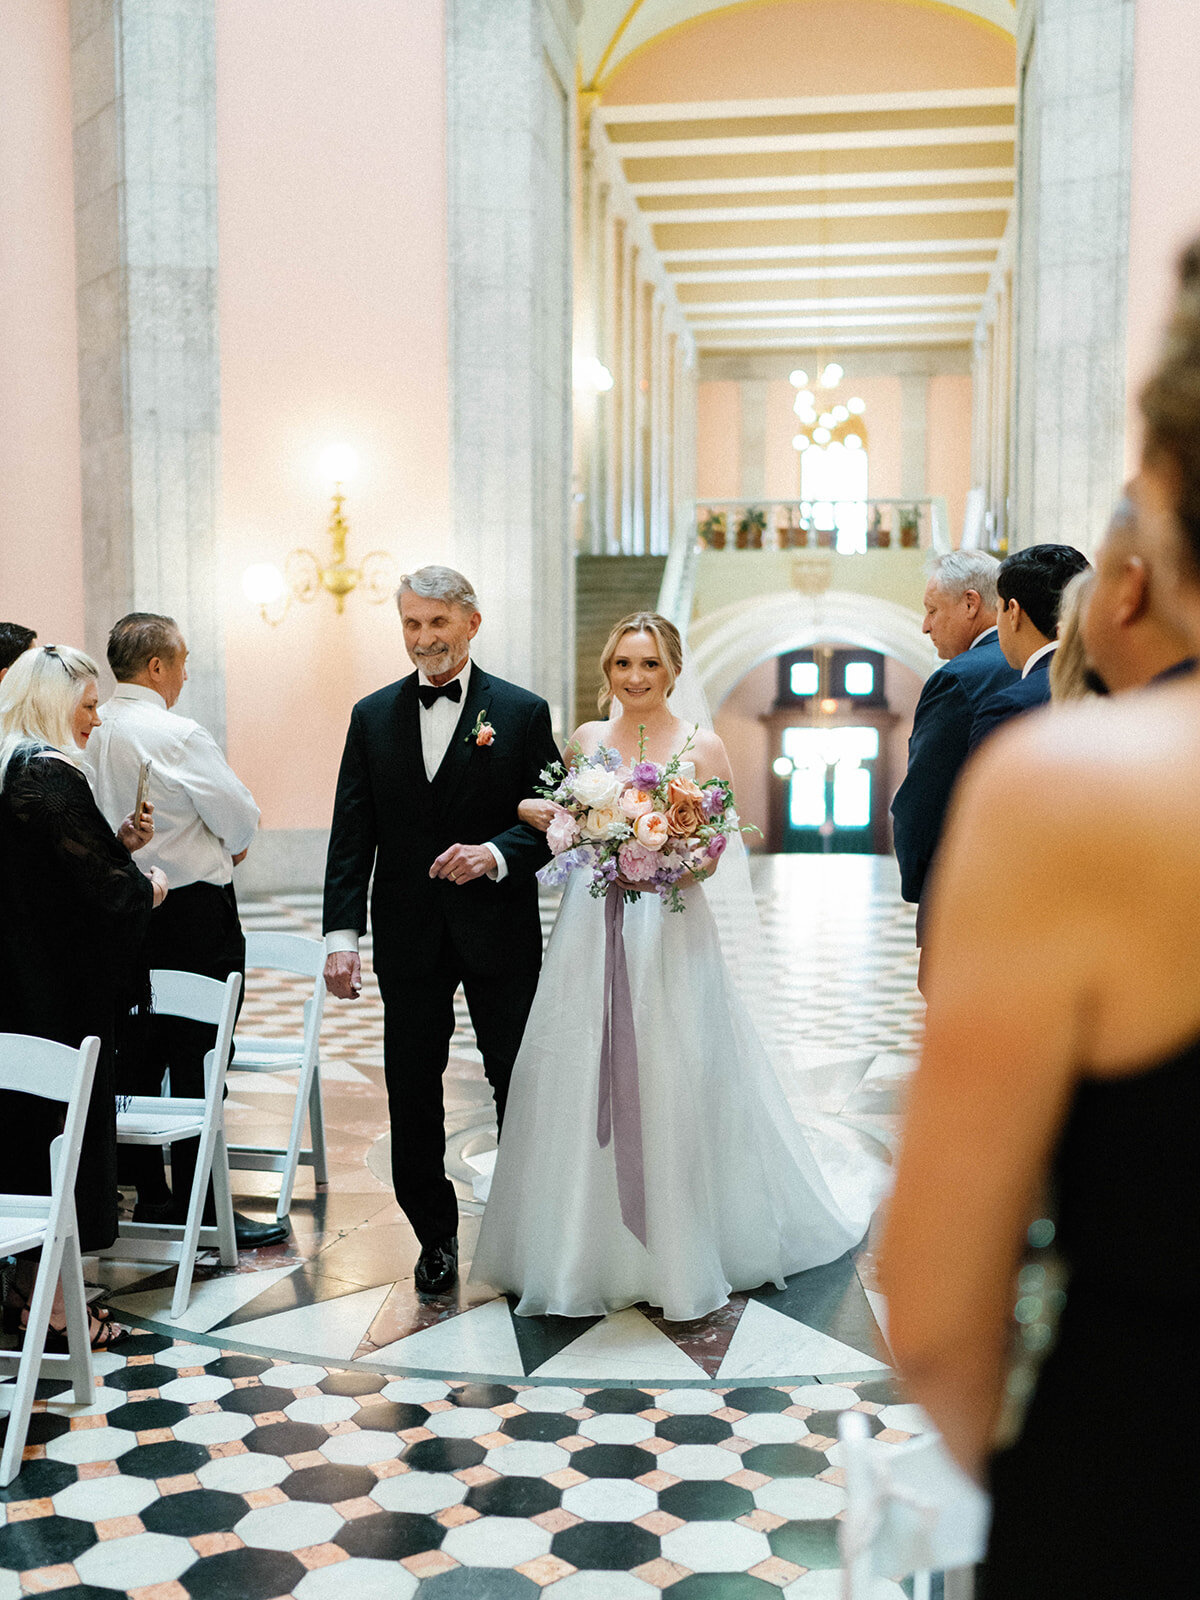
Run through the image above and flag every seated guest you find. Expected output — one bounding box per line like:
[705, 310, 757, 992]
[0, 645, 164, 1347]
[1080, 495, 1197, 692]
[81, 613, 281, 1247]
[1049, 571, 1099, 702]
[0, 622, 36, 679]
[891, 551, 1018, 964]
[969, 544, 1092, 748]
[882, 238, 1200, 1599]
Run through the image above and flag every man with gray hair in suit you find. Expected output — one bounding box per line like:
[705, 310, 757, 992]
[891, 550, 1020, 983]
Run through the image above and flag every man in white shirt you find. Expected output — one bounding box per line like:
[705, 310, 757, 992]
[83, 612, 283, 1248]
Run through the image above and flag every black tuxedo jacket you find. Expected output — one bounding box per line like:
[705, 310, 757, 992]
[890, 633, 1020, 906]
[322, 665, 559, 981]
[968, 648, 1054, 753]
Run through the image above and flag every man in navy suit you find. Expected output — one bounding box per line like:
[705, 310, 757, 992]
[891, 551, 1018, 964]
[323, 567, 558, 1294]
[969, 544, 1092, 750]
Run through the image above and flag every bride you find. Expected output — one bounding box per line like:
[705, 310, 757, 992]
[470, 611, 881, 1322]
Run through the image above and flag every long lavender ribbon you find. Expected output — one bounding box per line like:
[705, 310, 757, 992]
[597, 887, 648, 1247]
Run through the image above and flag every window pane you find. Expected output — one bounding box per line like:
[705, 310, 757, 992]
[790, 661, 820, 696]
[833, 763, 871, 827]
[844, 662, 874, 696]
[789, 766, 827, 827]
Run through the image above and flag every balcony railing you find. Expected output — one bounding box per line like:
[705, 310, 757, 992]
[693, 498, 950, 556]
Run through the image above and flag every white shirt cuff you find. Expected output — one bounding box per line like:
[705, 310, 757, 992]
[325, 929, 360, 955]
[484, 842, 508, 882]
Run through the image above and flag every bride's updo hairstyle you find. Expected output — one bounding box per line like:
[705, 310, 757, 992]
[598, 612, 684, 713]
[1141, 237, 1200, 572]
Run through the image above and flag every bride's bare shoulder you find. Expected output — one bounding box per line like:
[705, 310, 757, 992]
[684, 726, 732, 782]
[567, 721, 608, 761]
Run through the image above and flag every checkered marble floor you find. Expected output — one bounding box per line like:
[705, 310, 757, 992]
[0, 1331, 920, 1598]
[81, 856, 920, 1387]
[1, 855, 927, 1595]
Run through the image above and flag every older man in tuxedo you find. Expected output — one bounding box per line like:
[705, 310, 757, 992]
[323, 566, 558, 1294]
[891, 551, 1018, 962]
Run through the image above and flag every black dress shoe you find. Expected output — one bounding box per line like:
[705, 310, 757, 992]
[414, 1236, 458, 1295]
[133, 1199, 289, 1250]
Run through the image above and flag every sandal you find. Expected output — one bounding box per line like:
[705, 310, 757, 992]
[42, 1306, 132, 1353]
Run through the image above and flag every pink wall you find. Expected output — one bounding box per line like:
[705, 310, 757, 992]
[696, 381, 741, 498]
[1125, 1, 1200, 474]
[216, 0, 451, 830]
[605, 0, 1014, 102]
[926, 373, 972, 543]
[0, 0, 85, 647]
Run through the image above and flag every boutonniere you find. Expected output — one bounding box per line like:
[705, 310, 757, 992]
[468, 708, 495, 747]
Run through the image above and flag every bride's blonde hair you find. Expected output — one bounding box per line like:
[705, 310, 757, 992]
[597, 612, 684, 713]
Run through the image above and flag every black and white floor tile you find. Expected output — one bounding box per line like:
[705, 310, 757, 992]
[3, 854, 925, 1593]
[0, 1332, 921, 1598]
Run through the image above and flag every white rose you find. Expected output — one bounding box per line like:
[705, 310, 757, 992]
[580, 804, 624, 841]
[570, 765, 621, 809]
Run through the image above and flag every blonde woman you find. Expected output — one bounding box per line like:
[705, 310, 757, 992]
[1048, 569, 1098, 702]
[0, 646, 163, 1348]
[472, 613, 880, 1320]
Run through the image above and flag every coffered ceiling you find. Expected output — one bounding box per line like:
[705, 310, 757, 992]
[581, 0, 1017, 354]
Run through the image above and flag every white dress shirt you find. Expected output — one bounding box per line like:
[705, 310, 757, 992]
[1022, 639, 1059, 679]
[969, 625, 999, 650]
[82, 684, 260, 889]
[324, 658, 506, 958]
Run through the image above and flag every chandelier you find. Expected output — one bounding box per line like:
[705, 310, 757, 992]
[788, 365, 868, 455]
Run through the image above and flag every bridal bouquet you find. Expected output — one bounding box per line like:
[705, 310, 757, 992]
[534, 732, 750, 911]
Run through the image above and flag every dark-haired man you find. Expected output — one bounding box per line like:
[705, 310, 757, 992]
[0, 622, 36, 678]
[82, 613, 281, 1247]
[969, 544, 1092, 749]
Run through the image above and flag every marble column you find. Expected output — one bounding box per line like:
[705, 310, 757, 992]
[445, 0, 578, 732]
[69, 0, 225, 740]
[1013, 0, 1135, 553]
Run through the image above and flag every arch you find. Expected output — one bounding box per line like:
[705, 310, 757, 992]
[581, 0, 1017, 87]
[690, 588, 936, 707]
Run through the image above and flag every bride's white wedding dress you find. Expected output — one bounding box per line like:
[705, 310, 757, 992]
[471, 766, 884, 1323]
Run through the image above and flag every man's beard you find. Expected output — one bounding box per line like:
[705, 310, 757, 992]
[412, 643, 465, 679]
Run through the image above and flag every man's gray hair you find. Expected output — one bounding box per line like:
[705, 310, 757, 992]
[397, 565, 479, 613]
[927, 549, 1001, 608]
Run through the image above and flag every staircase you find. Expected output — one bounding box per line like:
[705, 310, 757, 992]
[574, 554, 667, 728]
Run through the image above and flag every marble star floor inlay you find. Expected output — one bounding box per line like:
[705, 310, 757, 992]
[86, 856, 921, 1386]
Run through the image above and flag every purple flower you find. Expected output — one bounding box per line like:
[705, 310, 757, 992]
[632, 760, 660, 789]
[703, 786, 726, 817]
[601, 746, 623, 773]
[706, 833, 728, 860]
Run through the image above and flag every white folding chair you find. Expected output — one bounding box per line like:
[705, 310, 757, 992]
[839, 1409, 990, 1600]
[227, 932, 328, 1221]
[0, 1034, 100, 1486]
[100, 969, 241, 1320]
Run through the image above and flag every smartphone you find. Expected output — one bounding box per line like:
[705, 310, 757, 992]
[134, 758, 152, 823]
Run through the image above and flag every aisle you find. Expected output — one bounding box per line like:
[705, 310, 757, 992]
[95, 856, 921, 1384]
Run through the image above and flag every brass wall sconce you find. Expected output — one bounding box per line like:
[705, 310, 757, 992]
[242, 446, 397, 626]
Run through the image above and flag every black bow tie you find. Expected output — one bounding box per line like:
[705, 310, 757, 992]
[418, 679, 462, 710]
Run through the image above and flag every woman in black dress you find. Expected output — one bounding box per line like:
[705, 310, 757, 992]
[0, 644, 166, 1346]
[883, 242, 1200, 1598]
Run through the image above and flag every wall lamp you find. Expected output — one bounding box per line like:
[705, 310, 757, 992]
[242, 445, 397, 626]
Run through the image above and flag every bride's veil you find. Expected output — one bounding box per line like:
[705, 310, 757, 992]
[670, 653, 777, 1037]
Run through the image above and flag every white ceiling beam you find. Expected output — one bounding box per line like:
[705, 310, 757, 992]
[646, 198, 1014, 223]
[693, 311, 979, 330]
[672, 261, 996, 282]
[598, 87, 1018, 123]
[661, 239, 1003, 261]
[613, 125, 1015, 158]
[695, 331, 975, 349]
[684, 294, 985, 313]
[630, 168, 1014, 198]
